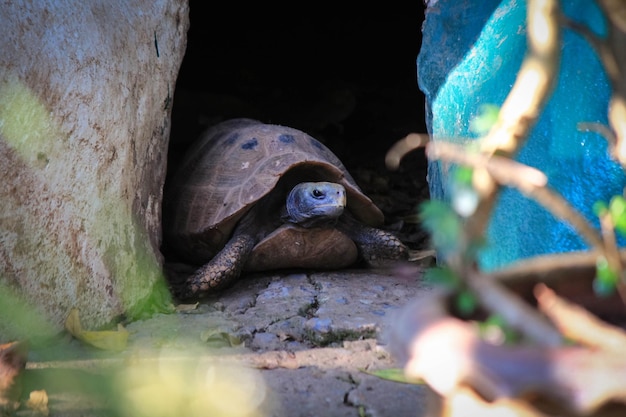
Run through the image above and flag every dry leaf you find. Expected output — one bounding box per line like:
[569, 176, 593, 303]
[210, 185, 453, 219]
[175, 302, 199, 312]
[64, 308, 128, 351]
[363, 367, 424, 384]
[26, 390, 49, 416]
[200, 328, 241, 347]
[0, 341, 28, 412]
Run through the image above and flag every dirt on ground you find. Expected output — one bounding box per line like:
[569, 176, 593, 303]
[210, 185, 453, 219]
[17, 267, 433, 417]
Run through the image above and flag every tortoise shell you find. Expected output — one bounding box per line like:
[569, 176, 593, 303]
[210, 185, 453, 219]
[164, 118, 384, 264]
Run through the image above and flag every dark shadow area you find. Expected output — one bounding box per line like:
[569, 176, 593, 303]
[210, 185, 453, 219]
[166, 3, 429, 253]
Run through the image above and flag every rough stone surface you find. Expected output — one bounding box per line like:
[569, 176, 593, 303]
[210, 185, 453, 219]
[0, 1, 189, 331]
[419, 0, 626, 270]
[23, 269, 432, 417]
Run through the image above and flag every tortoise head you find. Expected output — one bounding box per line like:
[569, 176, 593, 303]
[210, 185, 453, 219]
[284, 182, 346, 226]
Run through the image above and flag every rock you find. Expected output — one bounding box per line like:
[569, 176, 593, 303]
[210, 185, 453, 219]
[419, 0, 626, 269]
[345, 373, 428, 417]
[250, 332, 283, 351]
[0, 1, 189, 333]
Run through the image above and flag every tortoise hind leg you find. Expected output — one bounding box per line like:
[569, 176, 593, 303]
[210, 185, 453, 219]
[178, 233, 256, 299]
[337, 213, 408, 267]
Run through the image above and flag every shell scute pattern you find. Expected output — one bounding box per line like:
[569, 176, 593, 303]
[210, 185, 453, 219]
[309, 137, 324, 151]
[223, 132, 239, 147]
[278, 133, 295, 143]
[165, 119, 384, 263]
[241, 138, 258, 150]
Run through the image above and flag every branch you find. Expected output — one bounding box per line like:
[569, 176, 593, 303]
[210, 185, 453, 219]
[466, 266, 563, 347]
[466, 0, 562, 240]
[570, 1, 626, 167]
[384, 133, 430, 171]
[534, 283, 626, 352]
[390, 293, 626, 415]
[480, 0, 561, 157]
[425, 140, 605, 250]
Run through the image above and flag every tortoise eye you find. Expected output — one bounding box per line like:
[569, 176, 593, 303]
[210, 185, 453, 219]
[312, 189, 324, 198]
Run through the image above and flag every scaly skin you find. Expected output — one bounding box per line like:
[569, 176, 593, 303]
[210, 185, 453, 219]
[176, 183, 408, 299]
[336, 213, 408, 266]
[182, 233, 256, 298]
[178, 203, 269, 299]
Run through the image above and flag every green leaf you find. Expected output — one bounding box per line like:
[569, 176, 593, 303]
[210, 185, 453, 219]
[479, 314, 519, 344]
[609, 195, 626, 217]
[362, 368, 424, 385]
[609, 196, 626, 236]
[0, 280, 58, 346]
[594, 255, 618, 297]
[423, 266, 459, 288]
[470, 104, 500, 136]
[419, 200, 463, 254]
[453, 166, 474, 186]
[593, 200, 608, 217]
[455, 290, 477, 317]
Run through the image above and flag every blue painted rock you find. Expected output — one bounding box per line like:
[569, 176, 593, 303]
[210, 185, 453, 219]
[419, 0, 626, 270]
[164, 119, 407, 296]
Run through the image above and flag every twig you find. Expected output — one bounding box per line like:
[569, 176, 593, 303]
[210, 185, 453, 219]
[563, 13, 626, 166]
[391, 293, 626, 414]
[488, 249, 607, 285]
[426, 140, 605, 250]
[598, 211, 626, 303]
[608, 96, 626, 166]
[561, 17, 619, 82]
[577, 122, 617, 151]
[466, 0, 562, 240]
[480, 0, 561, 157]
[441, 386, 548, 417]
[385, 133, 430, 171]
[534, 283, 626, 352]
[569, 1, 626, 166]
[425, 142, 547, 192]
[466, 266, 563, 348]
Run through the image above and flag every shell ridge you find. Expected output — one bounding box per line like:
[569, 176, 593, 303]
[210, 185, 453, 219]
[165, 119, 385, 261]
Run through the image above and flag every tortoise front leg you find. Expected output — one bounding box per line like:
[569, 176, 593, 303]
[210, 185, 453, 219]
[180, 233, 256, 298]
[337, 213, 408, 267]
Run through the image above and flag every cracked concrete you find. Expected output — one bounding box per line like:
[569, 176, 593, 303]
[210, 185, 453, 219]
[132, 268, 431, 416]
[177, 269, 430, 352]
[23, 268, 432, 417]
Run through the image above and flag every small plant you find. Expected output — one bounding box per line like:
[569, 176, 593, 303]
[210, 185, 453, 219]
[387, 0, 626, 415]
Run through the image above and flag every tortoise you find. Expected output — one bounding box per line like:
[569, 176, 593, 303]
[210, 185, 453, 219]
[164, 118, 408, 298]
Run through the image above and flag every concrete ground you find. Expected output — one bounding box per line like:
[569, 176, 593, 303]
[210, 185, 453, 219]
[20, 268, 433, 417]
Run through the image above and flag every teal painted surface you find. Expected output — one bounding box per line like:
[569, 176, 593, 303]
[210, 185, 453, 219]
[418, 0, 626, 270]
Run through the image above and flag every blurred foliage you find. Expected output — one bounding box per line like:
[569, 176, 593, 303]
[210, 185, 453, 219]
[364, 367, 425, 384]
[113, 354, 270, 417]
[594, 195, 626, 237]
[592, 195, 626, 296]
[477, 314, 520, 345]
[469, 104, 500, 137]
[0, 281, 57, 346]
[593, 255, 619, 297]
[0, 77, 57, 165]
[419, 200, 463, 257]
[423, 265, 460, 288]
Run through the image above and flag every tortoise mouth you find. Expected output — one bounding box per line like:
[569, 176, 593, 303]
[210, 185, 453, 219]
[312, 202, 345, 210]
[305, 202, 345, 219]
